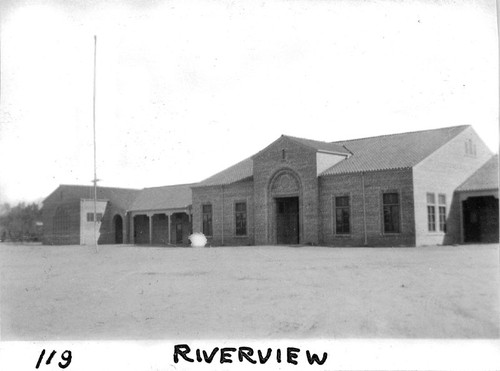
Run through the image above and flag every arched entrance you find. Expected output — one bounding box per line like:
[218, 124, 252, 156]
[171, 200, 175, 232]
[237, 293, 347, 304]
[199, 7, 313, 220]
[268, 169, 302, 245]
[114, 214, 123, 244]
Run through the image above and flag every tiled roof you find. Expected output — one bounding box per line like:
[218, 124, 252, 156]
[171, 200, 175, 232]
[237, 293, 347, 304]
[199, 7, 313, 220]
[130, 183, 194, 211]
[456, 155, 499, 192]
[321, 125, 469, 175]
[45, 185, 140, 209]
[284, 135, 351, 154]
[194, 157, 253, 187]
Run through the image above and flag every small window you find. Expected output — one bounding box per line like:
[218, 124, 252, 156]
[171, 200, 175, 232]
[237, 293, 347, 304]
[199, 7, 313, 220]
[87, 213, 103, 222]
[427, 193, 436, 232]
[335, 196, 350, 234]
[202, 204, 213, 237]
[282, 149, 286, 160]
[465, 139, 476, 157]
[383, 192, 400, 233]
[235, 202, 247, 236]
[438, 194, 446, 205]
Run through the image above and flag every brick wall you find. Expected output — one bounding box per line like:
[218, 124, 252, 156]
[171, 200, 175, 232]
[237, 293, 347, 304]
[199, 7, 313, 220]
[192, 180, 254, 246]
[42, 199, 81, 245]
[253, 137, 319, 245]
[319, 169, 416, 247]
[413, 127, 493, 246]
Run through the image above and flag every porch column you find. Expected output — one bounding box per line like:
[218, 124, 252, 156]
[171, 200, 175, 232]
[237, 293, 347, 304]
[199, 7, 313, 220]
[148, 213, 153, 245]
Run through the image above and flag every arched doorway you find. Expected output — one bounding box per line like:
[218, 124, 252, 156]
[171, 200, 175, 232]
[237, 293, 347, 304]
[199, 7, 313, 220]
[114, 215, 123, 244]
[268, 169, 302, 245]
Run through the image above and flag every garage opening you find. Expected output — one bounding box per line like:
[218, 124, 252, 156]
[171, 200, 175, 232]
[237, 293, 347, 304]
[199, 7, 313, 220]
[463, 196, 499, 243]
[275, 197, 299, 244]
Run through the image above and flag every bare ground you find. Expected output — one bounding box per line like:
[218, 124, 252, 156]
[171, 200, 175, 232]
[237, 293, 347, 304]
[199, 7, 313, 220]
[0, 243, 498, 340]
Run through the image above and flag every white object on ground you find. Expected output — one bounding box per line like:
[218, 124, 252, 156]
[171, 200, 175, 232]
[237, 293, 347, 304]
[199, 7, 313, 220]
[188, 232, 207, 247]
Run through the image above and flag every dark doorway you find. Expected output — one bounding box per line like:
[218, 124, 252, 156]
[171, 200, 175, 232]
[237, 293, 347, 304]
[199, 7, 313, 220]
[114, 215, 123, 244]
[463, 196, 499, 243]
[275, 197, 299, 244]
[134, 215, 150, 244]
[176, 223, 183, 244]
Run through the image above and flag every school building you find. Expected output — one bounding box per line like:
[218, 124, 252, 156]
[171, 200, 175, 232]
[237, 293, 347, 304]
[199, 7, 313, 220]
[42, 125, 498, 246]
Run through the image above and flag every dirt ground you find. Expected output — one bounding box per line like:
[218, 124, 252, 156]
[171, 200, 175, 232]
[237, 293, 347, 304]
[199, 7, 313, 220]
[0, 243, 498, 340]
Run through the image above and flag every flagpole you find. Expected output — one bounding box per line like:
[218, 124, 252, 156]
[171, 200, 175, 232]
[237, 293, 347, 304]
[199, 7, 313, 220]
[93, 35, 98, 253]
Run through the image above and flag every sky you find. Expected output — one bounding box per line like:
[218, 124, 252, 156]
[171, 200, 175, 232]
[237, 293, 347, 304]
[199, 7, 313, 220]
[0, 0, 498, 205]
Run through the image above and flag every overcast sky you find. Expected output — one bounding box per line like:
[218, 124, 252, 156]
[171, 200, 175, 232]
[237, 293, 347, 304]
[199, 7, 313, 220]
[0, 0, 498, 205]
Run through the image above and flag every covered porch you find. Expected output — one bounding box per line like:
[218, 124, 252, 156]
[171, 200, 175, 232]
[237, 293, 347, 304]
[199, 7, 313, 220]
[456, 155, 499, 244]
[126, 183, 194, 246]
[130, 208, 192, 246]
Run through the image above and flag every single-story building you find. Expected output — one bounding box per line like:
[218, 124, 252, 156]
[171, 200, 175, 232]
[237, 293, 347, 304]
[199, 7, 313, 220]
[42, 125, 498, 246]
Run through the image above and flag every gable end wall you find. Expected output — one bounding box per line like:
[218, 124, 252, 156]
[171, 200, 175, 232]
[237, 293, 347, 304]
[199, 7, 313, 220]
[413, 127, 493, 246]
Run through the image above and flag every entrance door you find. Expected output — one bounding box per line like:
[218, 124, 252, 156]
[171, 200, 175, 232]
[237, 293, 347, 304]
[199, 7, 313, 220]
[114, 215, 123, 244]
[176, 223, 183, 244]
[276, 197, 299, 244]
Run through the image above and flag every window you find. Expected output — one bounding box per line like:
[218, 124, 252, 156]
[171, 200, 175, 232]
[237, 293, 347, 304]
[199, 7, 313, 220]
[335, 196, 350, 234]
[438, 194, 446, 232]
[282, 149, 286, 161]
[235, 202, 247, 236]
[383, 192, 400, 233]
[427, 193, 436, 232]
[87, 213, 103, 222]
[202, 204, 213, 236]
[465, 139, 477, 157]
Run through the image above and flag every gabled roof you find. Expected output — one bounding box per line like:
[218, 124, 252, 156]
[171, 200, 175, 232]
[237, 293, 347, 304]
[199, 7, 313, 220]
[284, 135, 351, 155]
[321, 125, 470, 175]
[456, 155, 499, 192]
[130, 183, 194, 211]
[44, 185, 140, 210]
[194, 157, 253, 187]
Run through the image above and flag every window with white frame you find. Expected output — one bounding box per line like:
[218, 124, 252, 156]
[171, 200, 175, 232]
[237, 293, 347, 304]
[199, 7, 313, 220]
[334, 196, 350, 234]
[427, 193, 436, 232]
[87, 212, 103, 222]
[438, 194, 446, 232]
[383, 192, 400, 233]
[235, 202, 247, 236]
[202, 204, 213, 236]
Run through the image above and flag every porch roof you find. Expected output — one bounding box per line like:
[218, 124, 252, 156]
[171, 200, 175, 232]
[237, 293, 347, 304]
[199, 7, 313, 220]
[456, 155, 499, 192]
[129, 183, 194, 212]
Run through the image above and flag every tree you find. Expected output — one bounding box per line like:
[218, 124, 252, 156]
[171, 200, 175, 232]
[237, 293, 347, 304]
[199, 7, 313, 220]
[0, 202, 42, 242]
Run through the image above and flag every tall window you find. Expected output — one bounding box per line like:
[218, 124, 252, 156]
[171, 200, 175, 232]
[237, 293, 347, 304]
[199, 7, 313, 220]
[383, 192, 400, 233]
[202, 204, 213, 236]
[427, 193, 436, 232]
[235, 202, 247, 236]
[438, 194, 447, 232]
[335, 196, 350, 234]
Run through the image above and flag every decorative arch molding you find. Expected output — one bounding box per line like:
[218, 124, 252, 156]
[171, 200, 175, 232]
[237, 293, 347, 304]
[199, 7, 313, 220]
[268, 168, 303, 197]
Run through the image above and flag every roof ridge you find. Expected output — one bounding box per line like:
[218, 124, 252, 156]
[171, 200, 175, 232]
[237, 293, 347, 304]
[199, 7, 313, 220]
[59, 184, 141, 191]
[142, 183, 197, 190]
[331, 125, 470, 144]
[283, 134, 330, 144]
